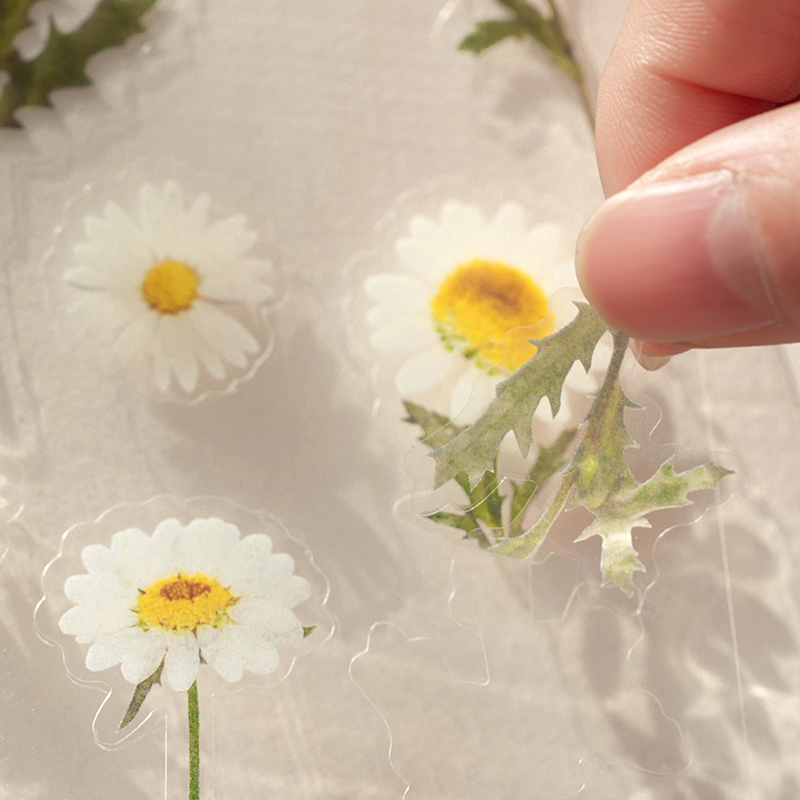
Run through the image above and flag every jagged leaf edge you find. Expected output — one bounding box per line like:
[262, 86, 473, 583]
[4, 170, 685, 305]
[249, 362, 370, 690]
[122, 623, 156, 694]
[0, 0, 158, 128]
[432, 303, 608, 489]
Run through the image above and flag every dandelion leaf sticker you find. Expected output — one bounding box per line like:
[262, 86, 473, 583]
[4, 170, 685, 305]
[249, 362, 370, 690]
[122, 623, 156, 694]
[432, 303, 607, 489]
[567, 360, 732, 591]
[574, 457, 733, 592]
[491, 330, 732, 592]
[0, 0, 157, 128]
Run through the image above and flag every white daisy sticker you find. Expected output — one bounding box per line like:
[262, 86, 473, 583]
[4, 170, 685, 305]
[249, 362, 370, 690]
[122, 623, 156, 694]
[57, 515, 314, 800]
[365, 201, 584, 423]
[59, 517, 311, 692]
[65, 182, 276, 394]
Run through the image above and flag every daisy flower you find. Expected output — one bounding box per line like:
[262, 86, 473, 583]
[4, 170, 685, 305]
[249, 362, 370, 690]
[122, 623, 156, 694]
[59, 517, 311, 692]
[65, 182, 275, 393]
[365, 201, 587, 423]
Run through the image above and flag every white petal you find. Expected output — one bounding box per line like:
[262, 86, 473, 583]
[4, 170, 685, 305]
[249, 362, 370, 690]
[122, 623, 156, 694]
[176, 517, 240, 576]
[449, 370, 500, 425]
[201, 215, 257, 263]
[151, 326, 173, 391]
[81, 543, 112, 574]
[86, 627, 147, 673]
[158, 315, 200, 393]
[200, 625, 281, 682]
[199, 258, 274, 303]
[107, 311, 158, 371]
[394, 347, 453, 396]
[197, 626, 246, 683]
[150, 518, 185, 569]
[64, 265, 121, 290]
[163, 633, 201, 691]
[60, 602, 136, 643]
[189, 302, 259, 367]
[231, 600, 304, 635]
[185, 314, 227, 380]
[120, 630, 169, 685]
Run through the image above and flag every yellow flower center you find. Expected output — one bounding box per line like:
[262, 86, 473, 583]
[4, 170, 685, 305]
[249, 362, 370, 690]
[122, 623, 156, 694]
[430, 259, 555, 372]
[141, 260, 200, 314]
[135, 572, 237, 632]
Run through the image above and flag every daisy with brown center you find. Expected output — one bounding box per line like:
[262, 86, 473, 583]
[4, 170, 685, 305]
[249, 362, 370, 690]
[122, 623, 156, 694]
[365, 201, 589, 424]
[65, 182, 275, 393]
[59, 517, 310, 800]
[59, 517, 311, 692]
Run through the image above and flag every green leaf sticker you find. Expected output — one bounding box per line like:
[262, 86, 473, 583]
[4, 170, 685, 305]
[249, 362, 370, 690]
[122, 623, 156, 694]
[119, 659, 163, 731]
[0, 0, 158, 128]
[432, 303, 608, 489]
[574, 458, 733, 592]
[491, 331, 732, 592]
[459, 19, 529, 53]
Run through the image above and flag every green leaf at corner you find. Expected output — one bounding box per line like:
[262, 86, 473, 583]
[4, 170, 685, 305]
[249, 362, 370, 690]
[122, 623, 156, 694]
[303, 625, 316, 638]
[575, 458, 733, 592]
[0, 0, 158, 128]
[432, 303, 608, 490]
[119, 659, 163, 731]
[458, 19, 529, 54]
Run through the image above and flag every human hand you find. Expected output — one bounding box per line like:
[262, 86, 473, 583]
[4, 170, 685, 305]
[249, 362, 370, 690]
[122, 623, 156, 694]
[575, 0, 800, 362]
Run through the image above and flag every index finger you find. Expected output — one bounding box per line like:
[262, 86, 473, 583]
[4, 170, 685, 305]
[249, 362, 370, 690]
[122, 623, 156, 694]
[596, 0, 800, 195]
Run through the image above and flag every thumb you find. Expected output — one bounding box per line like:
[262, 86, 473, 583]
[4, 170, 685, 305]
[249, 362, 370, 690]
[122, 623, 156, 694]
[577, 101, 800, 349]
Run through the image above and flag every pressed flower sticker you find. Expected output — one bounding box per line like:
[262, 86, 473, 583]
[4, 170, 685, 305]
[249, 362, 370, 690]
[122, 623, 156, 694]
[65, 182, 276, 395]
[365, 201, 582, 424]
[364, 197, 731, 593]
[57, 516, 315, 800]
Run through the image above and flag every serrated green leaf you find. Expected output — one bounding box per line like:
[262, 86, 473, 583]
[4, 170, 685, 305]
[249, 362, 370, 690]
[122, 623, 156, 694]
[458, 19, 529, 53]
[119, 659, 163, 731]
[0, 0, 37, 67]
[0, 0, 158, 128]
[575, 459, 733, 591]
[432, 303, 608, 489]
[427, 510, 482, 536]
[403, 400, 465, 450]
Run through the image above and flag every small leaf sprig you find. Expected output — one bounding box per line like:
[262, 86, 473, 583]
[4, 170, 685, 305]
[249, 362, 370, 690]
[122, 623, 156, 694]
[459, 0, 594, 125]
[0, 0, 157, 128]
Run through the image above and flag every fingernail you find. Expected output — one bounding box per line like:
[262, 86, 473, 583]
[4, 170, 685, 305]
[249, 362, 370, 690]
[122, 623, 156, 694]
[577, 171, 778, 342]
[629, 340, 690, 371]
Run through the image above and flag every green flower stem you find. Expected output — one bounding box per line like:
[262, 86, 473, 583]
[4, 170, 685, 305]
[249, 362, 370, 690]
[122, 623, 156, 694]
[188, 681, 200, 800]
[492, 0, 594, 127]
[541, 0, 594, 127]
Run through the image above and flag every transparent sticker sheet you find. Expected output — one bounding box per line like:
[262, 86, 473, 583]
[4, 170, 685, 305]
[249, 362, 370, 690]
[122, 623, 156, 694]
[1, 0, 800, 798]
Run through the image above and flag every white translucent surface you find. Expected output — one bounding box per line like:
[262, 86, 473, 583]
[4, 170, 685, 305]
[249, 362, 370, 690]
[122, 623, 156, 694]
[2, 0, 800, 798]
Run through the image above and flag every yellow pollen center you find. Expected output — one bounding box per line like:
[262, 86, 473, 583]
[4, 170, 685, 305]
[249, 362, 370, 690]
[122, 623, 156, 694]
[141, 260, 199, 314]
[135, 572, 237, 632]
[430, 259, 555, 371]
